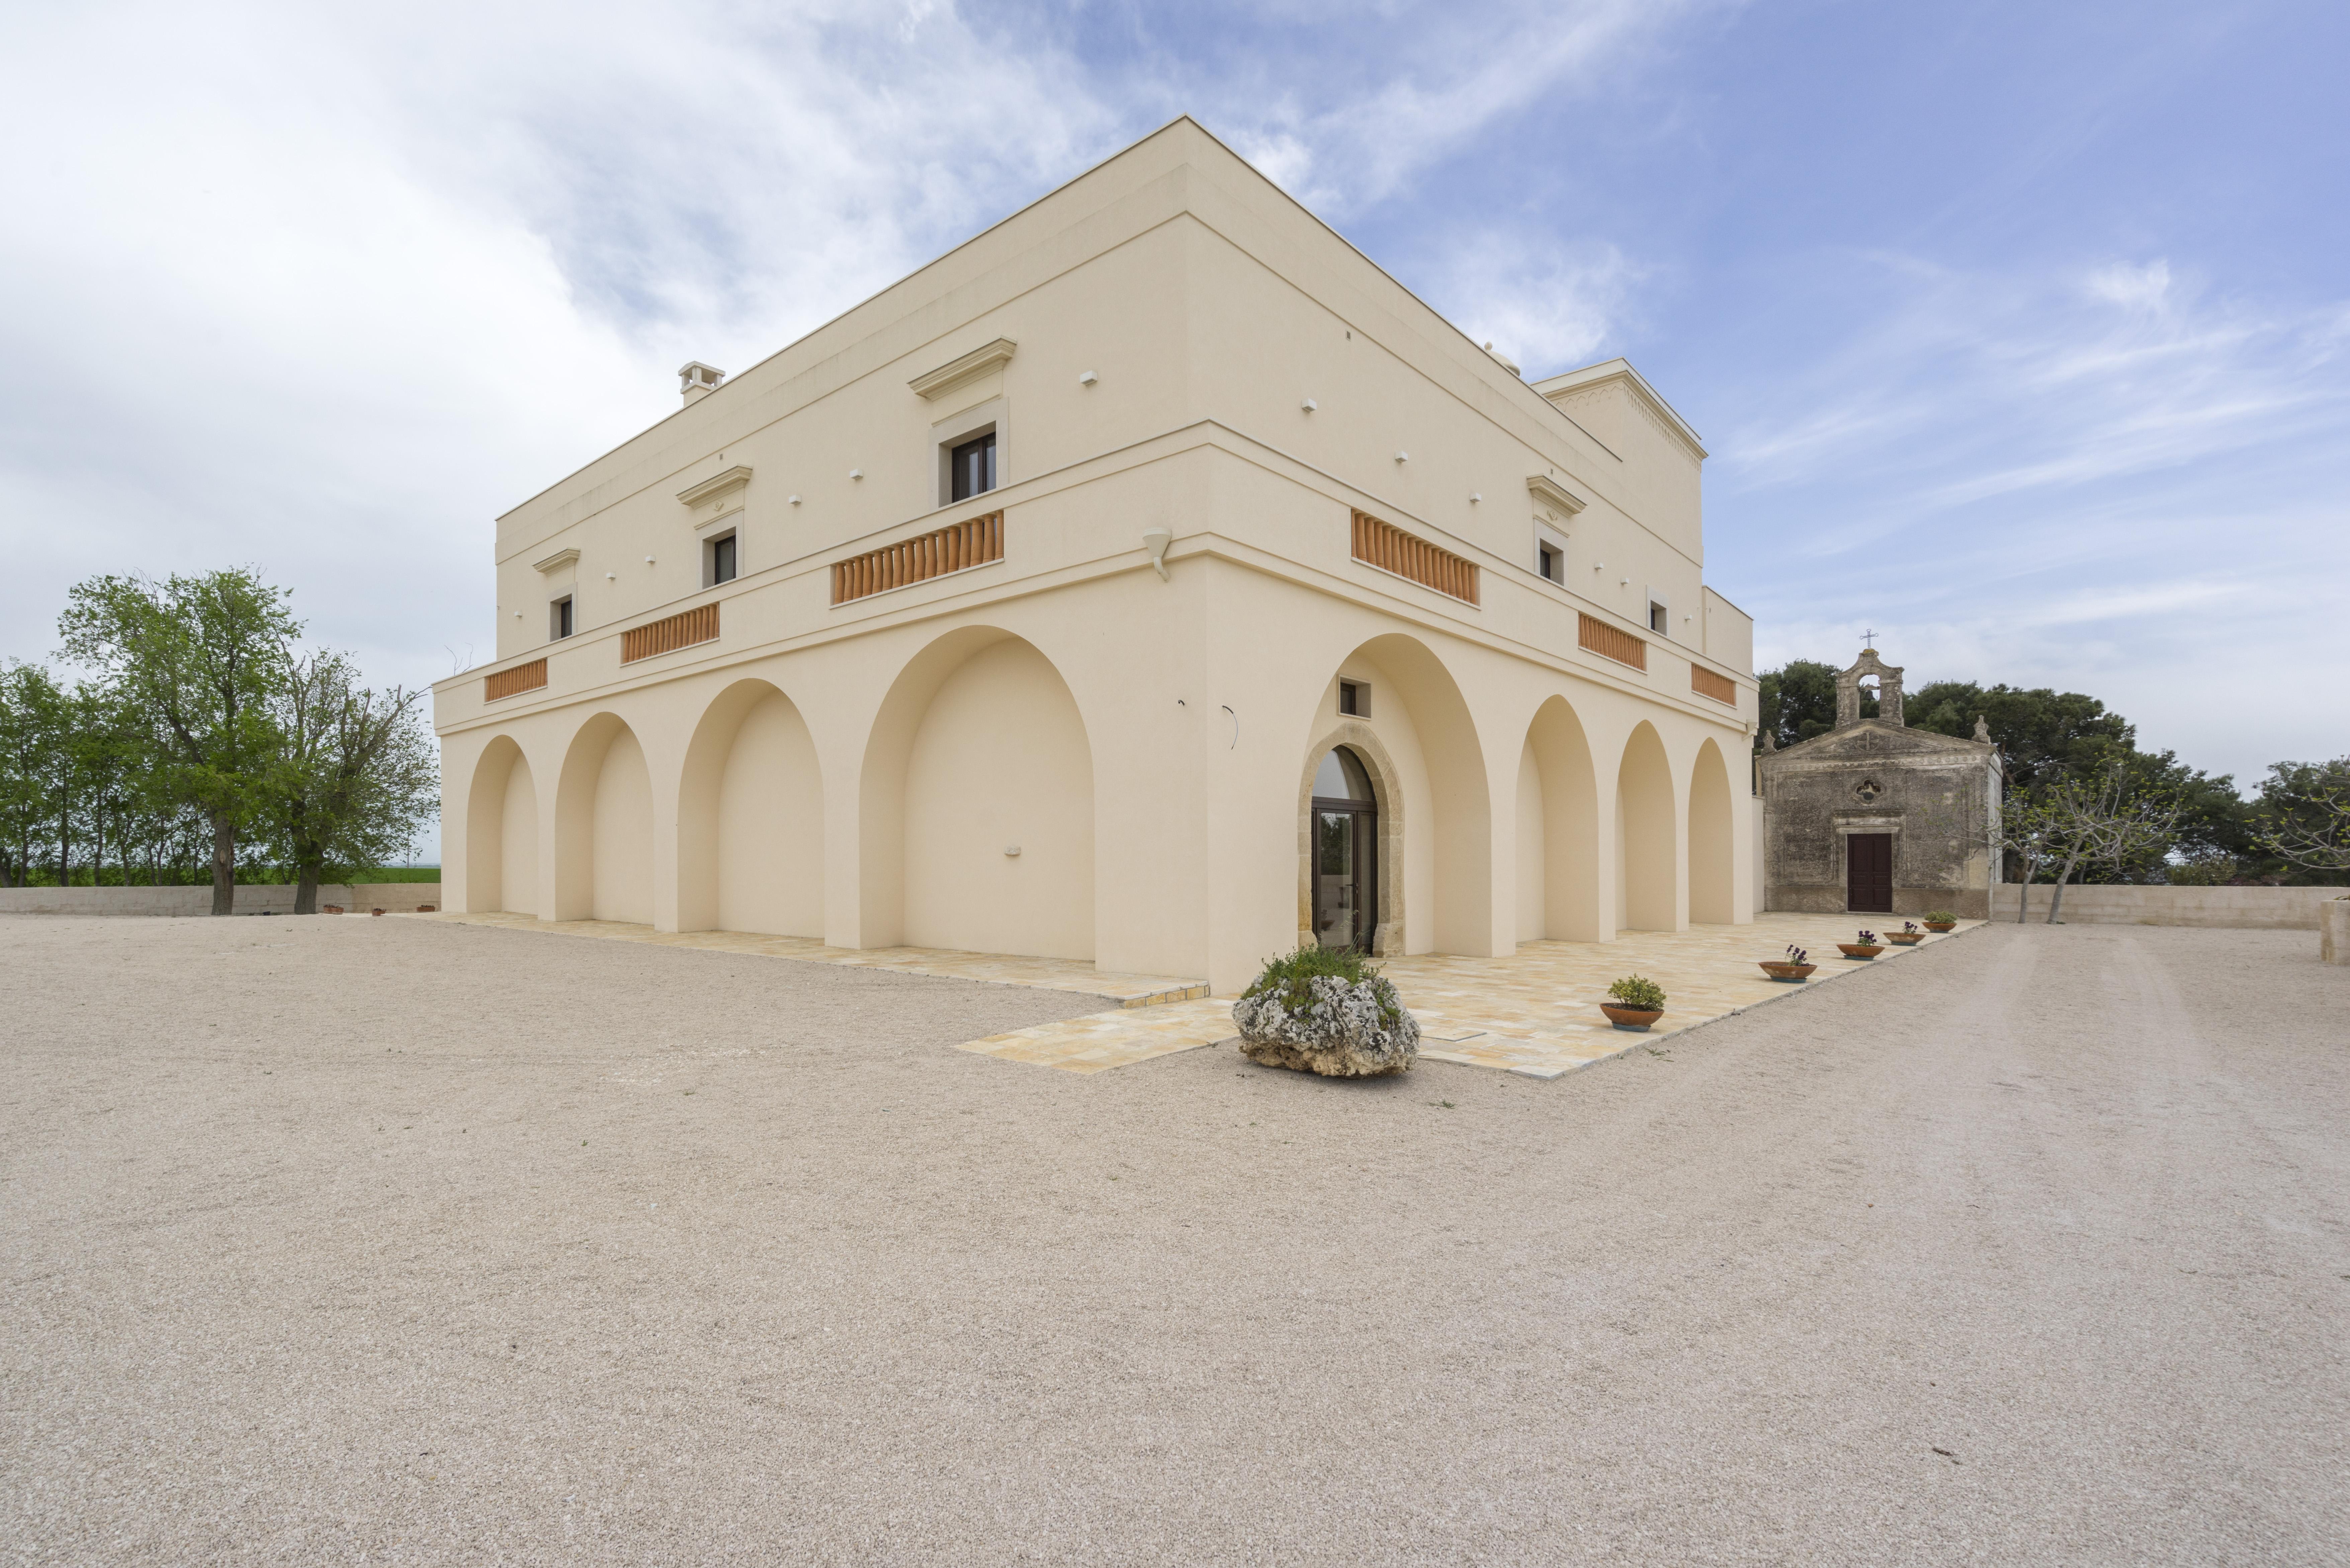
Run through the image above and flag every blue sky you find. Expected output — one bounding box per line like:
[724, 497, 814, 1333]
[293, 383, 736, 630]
[3, 0, 2344, 861]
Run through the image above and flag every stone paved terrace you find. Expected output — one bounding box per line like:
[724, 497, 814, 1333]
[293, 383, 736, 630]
[428, 912, 1209, 1007]
[423, 909, 1975, 1076]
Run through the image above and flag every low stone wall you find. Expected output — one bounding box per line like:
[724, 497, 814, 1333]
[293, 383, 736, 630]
[1989, 883, 2347, 930]
[1768, 885, 1992, 920]
[0, 884, 442, 917]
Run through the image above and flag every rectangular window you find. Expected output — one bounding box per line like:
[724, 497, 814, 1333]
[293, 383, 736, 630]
[1538, 542, 1561, 583]
[549, 595, 573, 640]
[950, 431, 997, 502]
[1338, 679, 1370, 718]
[1649, 599, 1669, 635]
[708, 531, 737, 586]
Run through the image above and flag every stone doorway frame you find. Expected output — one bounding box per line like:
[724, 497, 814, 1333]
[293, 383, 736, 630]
[1296, 722, 1404, 955]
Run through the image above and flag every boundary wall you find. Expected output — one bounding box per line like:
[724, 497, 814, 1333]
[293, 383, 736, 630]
[1990, 884, 2347, 930]
[0, 884, 442, 917]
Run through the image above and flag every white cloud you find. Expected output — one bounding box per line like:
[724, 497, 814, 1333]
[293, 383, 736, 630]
[1419, 235, 1644, 376]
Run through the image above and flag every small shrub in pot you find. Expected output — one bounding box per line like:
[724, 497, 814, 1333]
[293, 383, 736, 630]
[1923, 910, 1957, 932]
[1601, 974, 1667, 1029]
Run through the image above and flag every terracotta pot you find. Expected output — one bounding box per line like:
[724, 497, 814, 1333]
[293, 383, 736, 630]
[416, 904, 436, 913]
[1924, 921, 1955, 932]
[1836, 943, 1884, 959]
[1888, 933, 1924, 945]
[1600, 1003, 1663, 1030]
[1758, 961, 1816, 982]
[322, 905, 344, 915]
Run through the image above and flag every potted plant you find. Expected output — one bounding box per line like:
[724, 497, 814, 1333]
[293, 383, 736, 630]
[1231, 945, 1418, 1076]
[1923, 911, 1957, 932]
[1759, 944, 1816, 982]
[1600, 974, 1666, 1030]
[1836, 930, 1885, 959]
[1887, 921, 1925, 945]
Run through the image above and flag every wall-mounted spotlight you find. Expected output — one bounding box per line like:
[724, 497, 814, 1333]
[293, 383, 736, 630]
[849, 468, 864, 480]
[788, 494, 802, 506]
[1004, 845, 1022, 857]
[1078, 370, 1099, 386]
[1394, 450, 1409, 463]
[1301, 397, 1318, 411]
[1469, 492, 1482, 504]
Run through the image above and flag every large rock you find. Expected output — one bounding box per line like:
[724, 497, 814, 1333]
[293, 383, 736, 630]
[1232, 974, 1418, 1077]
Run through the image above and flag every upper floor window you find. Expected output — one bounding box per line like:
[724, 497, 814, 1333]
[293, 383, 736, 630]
[550, 595, 574, 640]
[1538, 541, 1562, 583]
[1649, 598, 1670, 635]
[707, 530, 737, 586]
[950, 430, 997, 502]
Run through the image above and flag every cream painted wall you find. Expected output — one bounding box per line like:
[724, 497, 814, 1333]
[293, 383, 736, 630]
[1688, 740, 1736, 925]
[591, 728, 654, 924]
[500, 756, 538, 916]
[437, 121, 1761, 995]
[717, 692, 825, 938]
[902, 639, 1095, 960]
[1515, 741, 1545, 941]
[1619, 725, 1678, 931]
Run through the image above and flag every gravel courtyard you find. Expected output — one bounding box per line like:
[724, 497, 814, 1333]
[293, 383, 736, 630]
[3, 915, 2344, 1565]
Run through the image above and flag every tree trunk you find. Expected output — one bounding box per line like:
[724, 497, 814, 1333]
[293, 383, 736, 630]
[295, 862, 321, 915]
[2046, 847, 2087, 924]
[210, 812, 236, 916]
[2015, 850, 2034, 922]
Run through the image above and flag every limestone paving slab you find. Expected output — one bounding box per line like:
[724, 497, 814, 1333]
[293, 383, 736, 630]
[425, 911, 1207, 1007]
[957, 997, 1239, 1074]
[425, 910, 1975, 1079]
[970, 913, 1977, 1077]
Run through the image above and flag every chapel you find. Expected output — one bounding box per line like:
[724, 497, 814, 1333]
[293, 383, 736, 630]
[1755, 647, 2002, 918]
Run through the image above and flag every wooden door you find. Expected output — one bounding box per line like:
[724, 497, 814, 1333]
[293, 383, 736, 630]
[1846, 832, 1893, 912]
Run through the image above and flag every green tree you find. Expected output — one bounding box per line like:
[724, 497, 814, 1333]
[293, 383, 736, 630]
[2252, 758, 2350, 877]
[1756, 659, 1857, 750]
[260, 651, 439, 913]
[2034, 764, 2185, 922]
[57, 571, 299, 914]
[1908, 680, 2135, 793]
[0, 663, 69, 888]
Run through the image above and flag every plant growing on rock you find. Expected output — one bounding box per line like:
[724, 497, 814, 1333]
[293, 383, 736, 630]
[1231, 945, 1417, 1077]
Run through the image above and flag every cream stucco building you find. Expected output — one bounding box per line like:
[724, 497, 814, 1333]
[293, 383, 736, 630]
[432, 118, 1760, 996]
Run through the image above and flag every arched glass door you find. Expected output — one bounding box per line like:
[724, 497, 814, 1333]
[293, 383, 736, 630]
[1311, 746, 1378, 951]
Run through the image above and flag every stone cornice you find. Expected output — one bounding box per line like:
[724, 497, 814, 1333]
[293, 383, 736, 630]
[908, 338, 1017, 401]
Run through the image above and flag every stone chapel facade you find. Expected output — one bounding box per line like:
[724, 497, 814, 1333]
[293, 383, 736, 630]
[1756, 648, 2001, 919]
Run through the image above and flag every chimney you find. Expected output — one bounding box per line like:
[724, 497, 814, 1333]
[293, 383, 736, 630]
[678, 362, 726, 406]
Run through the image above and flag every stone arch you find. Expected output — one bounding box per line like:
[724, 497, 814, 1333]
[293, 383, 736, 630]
[553, 712, 654, 924]
[1299, 633, 1491, 956]
[1616, 721, 1680, 932]
[1688, 737, 1737, 925]
[463, 735, 537, 915]
[1294, 724, 1405, 954]
[1516, 695, 1601, 943]
[859, 628, 1095, 958]
[677, 679, 825, 936]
